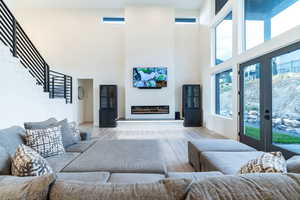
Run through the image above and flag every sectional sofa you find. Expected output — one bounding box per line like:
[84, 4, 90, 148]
[1, 123, 300, 199]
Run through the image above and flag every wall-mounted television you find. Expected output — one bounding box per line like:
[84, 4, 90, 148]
[133, 67, 167, 88]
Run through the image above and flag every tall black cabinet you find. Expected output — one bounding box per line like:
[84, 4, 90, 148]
[182, 85, 202, 127]
[99, 85, 118, 128]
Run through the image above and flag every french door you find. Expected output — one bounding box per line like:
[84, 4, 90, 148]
[240, 41, 300, 158]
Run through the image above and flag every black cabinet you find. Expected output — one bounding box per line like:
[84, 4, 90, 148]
[182, 85, 202, 127]
[99, 85, 118, 127]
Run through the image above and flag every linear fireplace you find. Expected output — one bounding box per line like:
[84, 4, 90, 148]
[131, 106, 169, 115]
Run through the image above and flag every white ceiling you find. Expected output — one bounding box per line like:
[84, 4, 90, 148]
[8, 0, 203, 10]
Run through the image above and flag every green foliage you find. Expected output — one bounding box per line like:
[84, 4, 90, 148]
[245, 126, 300, 144]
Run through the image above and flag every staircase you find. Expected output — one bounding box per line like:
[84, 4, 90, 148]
[0, 0, 72, 104]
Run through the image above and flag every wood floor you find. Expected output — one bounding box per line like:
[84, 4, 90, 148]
[80, 121, 225, 172]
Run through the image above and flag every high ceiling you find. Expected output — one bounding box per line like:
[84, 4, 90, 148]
[8, 0, 203, 10]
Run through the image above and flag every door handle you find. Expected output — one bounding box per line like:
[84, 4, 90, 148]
[264, 109, 270, 120]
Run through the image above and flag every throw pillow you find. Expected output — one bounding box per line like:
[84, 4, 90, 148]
[239, 152, 287, 174]
[50, 178, 192, 200]
[0, 145, 11, 175]
[287, 155, 300, 173]
[24, 126, 65, 158]
[11, 145, 54, 176]
[68, 122, 81, 143]
[0, 174, 55, 200]
[51, 119, 77, 148]
[24, 118, 58, 130]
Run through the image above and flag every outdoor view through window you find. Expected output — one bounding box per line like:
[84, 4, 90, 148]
[243, 49, 300, 153]
[216, 70, 233, 118]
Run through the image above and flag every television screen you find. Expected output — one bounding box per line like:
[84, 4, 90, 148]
[133, 67, 167, 88]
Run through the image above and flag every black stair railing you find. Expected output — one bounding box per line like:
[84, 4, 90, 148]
[0, 0, 72, 104]
[49, 70, 72, 104]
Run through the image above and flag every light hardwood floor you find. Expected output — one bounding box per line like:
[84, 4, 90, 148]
[80, 121, 225, 172]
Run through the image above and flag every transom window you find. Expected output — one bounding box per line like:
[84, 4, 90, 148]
[245, 0, 300, 50]
[215, 12, 233, 65]
[215, 0, 229, 15]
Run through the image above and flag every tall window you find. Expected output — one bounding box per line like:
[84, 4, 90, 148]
[245, 0, 300, 50]
[215, 12, 233, 65]
[215, 0, 229, 14]
[215, 69, 233, 118]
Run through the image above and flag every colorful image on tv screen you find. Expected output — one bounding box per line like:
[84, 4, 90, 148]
[133, 67, 167, 88]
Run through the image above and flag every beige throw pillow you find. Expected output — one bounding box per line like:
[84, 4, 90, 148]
[239, 152, 287, 174]
[11, 144, 54, 177]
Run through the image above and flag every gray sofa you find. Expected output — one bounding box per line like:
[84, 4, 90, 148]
[1, 123, 300, 199]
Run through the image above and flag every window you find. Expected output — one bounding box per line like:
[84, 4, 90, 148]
[215, 69, 233, 118]
[215, 12, 233, 65]
[245, 0, 300, 50]
[102, 17, 125, 23]
[175, 18, 197, 24]
[215, 0, 229, 14]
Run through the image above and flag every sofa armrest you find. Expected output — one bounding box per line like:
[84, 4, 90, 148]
[80, 132, 92, 141]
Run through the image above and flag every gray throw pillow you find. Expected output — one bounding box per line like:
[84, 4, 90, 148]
[53, 119, 77, 148]
[0, 145, 10, 175]
[24, 118, 58, 130]
[24, 126, 65, 158]
[11, 145, 54, 177]
[50, 178, 192, 200]
[0, 174, 55, 200]
[287, 156, 300, 173]
[68, 122, 81, 143]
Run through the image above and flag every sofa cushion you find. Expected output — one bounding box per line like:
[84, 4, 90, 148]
[240, 152, 287, 174]
[57, 172, 110, 183]
[167, 172, 223, 181]
[24, 126, 65, 158]
[0, 126, 25, 156]
[11, 145, 54, 177]
[201, 151, 265, 175]
[66, 141, 96, 153]
[188, 140, 256, 172]
[186, 173, 300, 200]
[189, 139, 256, 153]
[46, 152, 80, 173]
[50, 178, 192, 200]
[108, 173, 166, 184]
[0, 174, 55, 200]
[63, 140, 166, 174]
[0, 145, 10, 175]
[24, 118, 57, 129]
[287, 156, 300, 173]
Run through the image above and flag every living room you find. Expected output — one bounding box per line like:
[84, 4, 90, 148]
[1, 0, 300, 199]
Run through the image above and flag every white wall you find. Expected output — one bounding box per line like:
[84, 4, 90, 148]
[0, 44, 77, 129]
[12, 8, 126, 126]
[9, 6, 202, 124]
[175, 10, 202, 113]
[200, 0, 300, 139]
[125, 6, 175, 119]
